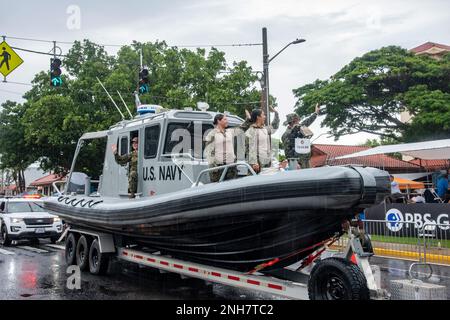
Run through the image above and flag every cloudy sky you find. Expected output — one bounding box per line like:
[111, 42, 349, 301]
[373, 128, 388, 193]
[1, 0, 449, 144]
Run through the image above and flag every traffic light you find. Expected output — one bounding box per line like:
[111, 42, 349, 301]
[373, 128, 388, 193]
[138, 68, 149, 94]
[50, 58, 62, 87]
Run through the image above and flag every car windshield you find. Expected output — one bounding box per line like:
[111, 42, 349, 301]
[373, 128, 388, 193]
[7, 202, 46, 213]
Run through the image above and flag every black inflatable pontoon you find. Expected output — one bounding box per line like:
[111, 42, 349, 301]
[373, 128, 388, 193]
[44, 166, 390, 271]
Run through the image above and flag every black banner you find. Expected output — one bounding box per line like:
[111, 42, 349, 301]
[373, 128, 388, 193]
[365, 203, 450, 237]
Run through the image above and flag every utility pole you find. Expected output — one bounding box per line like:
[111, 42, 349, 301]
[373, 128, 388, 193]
[261, 28, 306, 126]
[139, 48, 143, 70]
[262, 27, 270, 126]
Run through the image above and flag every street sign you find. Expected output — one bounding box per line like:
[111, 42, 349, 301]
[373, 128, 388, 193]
[0, 41, 24, 77]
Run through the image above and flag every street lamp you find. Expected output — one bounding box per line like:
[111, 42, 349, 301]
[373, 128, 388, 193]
[262, 27, 306, 125]
[269, 38, 306, 64]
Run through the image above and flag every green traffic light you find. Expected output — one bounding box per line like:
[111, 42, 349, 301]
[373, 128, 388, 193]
[139, 84, 149, 94]
[51, 76, 62, 87]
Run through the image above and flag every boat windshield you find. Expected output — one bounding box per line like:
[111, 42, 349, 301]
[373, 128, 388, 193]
[164, 121, 214, 159]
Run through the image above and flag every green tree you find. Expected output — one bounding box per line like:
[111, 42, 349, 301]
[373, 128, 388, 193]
[294, 46, 450, 142]
[22, 41, 124, 173]
[18, 40, 269, 174]
[0, 101, 35, 192]
[360, 139, 381, 148]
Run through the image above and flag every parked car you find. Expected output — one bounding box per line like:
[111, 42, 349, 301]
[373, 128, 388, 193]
[0, 198, 63, 246]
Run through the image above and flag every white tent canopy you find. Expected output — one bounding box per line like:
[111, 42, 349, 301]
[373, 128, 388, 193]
[336, 139, 450, 160]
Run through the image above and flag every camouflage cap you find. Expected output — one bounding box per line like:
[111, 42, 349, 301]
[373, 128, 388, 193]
[283, 113, 300, 126]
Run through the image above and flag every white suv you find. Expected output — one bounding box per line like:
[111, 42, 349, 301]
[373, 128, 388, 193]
[0, 198, 63, 246]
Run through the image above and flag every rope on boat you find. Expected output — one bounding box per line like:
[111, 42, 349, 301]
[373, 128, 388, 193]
[80, 200, 94, 208]
[246, 235, 340, 275]
[88, 200, 103, 208]
[71, 199, 85, 207]
[56, 196, 102, 208]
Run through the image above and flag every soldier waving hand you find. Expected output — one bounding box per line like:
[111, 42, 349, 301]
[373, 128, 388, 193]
[282, 104, 320, 170]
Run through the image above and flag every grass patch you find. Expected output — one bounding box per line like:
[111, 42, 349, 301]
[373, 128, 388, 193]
[369, 234, 450, 248]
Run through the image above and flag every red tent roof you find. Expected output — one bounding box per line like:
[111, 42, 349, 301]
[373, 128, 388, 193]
[0, 185, 16, 191]
[29, 174, 65, 187]
[410, 42, 450, 54]
[409, 159, 450, 171]
[311, 144, 423, 172]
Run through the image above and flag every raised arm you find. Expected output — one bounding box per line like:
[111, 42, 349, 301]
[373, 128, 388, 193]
[112, 144, 132, 166]
[300, 104, 320, 127]
[268, 107, 279, 134]
[114, 152, 132, 166]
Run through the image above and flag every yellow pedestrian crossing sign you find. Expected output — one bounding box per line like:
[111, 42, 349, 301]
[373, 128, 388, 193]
[0, 41, 24, 77]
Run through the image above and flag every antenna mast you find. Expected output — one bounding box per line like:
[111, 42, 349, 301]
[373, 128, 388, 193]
[96, 77, 125, 121]
[117, 91, 134, 119]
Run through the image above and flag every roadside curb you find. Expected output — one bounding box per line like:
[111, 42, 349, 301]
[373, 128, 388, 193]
[373, 248, 450, 265]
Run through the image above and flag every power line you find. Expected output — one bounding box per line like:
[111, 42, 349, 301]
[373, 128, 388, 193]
[1, 81, 33, 87]
[173, 43, 263, 48]
[11, 46, 67, 58]
[3, 36, 57, 44]
[3, 35, 262, 49]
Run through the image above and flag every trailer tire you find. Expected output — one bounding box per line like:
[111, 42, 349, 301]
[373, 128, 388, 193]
[89, 239, 110, 275]
[65, 233, 78, 265]
[308, 257, 369, 300]
[76, 235, 91, 271]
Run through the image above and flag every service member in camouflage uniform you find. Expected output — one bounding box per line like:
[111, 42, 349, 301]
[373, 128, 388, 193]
[281, 104, 320, 170]
[112, 137, 139, 198]
[204, 114, 250, 183]
[245, 107, 279, 174]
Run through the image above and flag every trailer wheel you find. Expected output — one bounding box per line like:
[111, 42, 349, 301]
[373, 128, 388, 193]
[89, 239, 110, 275]
[308, 257, 369, 300]
[65, 233, 78, 265]
[76, 235, 92, 271]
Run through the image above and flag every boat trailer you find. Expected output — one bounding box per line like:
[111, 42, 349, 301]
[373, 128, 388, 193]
[61, 222, 390, 300]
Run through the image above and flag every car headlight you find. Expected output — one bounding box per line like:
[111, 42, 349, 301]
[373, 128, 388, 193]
[11, 218, 24, 224]
[53, 217, 62, 223]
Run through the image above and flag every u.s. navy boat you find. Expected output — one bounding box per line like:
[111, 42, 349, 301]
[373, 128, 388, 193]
[44, 103, 390, 272]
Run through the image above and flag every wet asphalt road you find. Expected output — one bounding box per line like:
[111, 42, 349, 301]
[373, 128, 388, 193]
[0, 240, 448, 300]
[0, 239, 283, 300]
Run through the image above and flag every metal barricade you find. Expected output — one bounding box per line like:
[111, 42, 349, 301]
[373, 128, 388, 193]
[362, 219, 421, 262]
[351, 219, 450, 266]
[418, 223, 450, 265]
